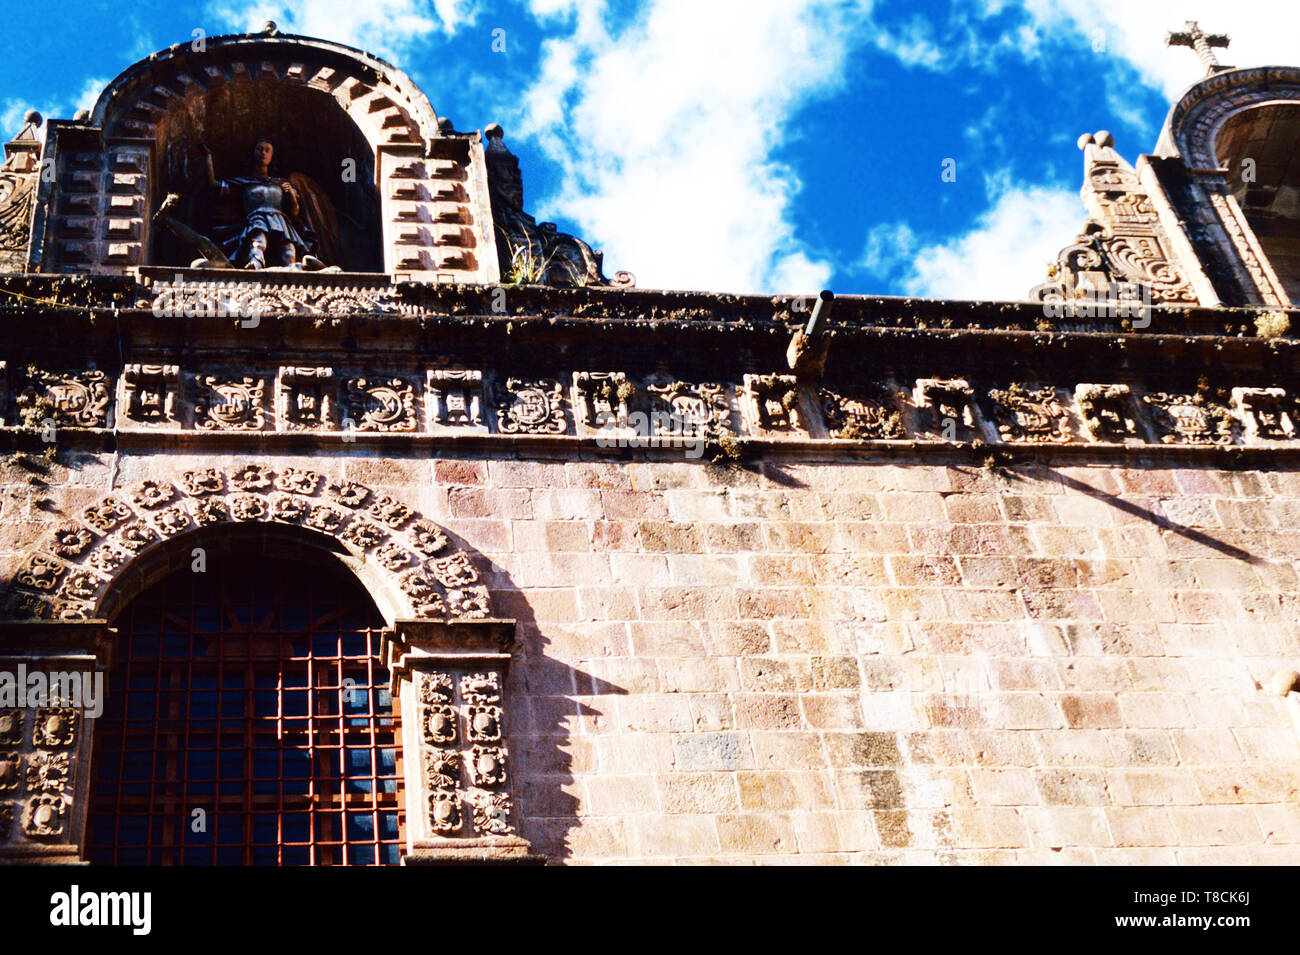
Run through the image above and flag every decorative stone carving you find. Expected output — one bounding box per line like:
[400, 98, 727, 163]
[121, 364, 181, 425]
[276, 366, 334, 431]
[467, 791, 513, 835]
[345, 376, 417, 432]
[130, 480, 176, 510]
[820, 386, 904, 440]
[484, 124, 633, 288]
[51, 527, 95, 560]
[646, 380, 731, 438]
[0, 115, 40, 272]
[429, 792, 462, 833]
[573, 372, 631, 431]
[180, 468, 224, 496]
[0, 709, 22, 745]
[145, 276, 403, 316]
[25, 752, 69, 793]
[0, 752, 18, 791]
[11, 467, 494, 623]
[425, 750, 460, 791]
[22, 794, 67, 840]
[20, 369, 111, 428]
[468, 746, 508, 787]
[195, 375, 266, 431]
[1232, 387, 1296, 440]
[987, 384, 1073, 443]
[494, 378, 567, 435]
[741, 374, 803, 434]
[1142, 392, 1236, 444]
[424, 704, 457, 745]
[1033, 132, 1197, 306]
[466, 704, 502, 743]
[17, 555, 64, 592]
[427, 370, 486, 430]
[1075, 383, 1142, 442]
[32, 707, 77, 748]
[913, 378, 979, 441]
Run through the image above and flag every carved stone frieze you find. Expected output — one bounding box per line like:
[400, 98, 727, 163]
[345, 376, 417, 432]
[573, 372, 631, 431]
[646, 379, 731, 438]
[194, 375, 266, 431]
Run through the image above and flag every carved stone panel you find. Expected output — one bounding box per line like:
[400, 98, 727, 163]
[986, 384, 1073, 443]
[194, 375, 266, 431]
[495, 378, 567, 435]
[1075, 383, 1143, 443]
[820, 385, 904, 440]
[345, 376, 417, 432]
[427, 370, 486, 431]
[573, 372, 631, 432]
[1232, 386, 1296, 441]
[913, 378, 979, 442]
[121, 364, 181, 425]
[276, 366, 334, 431]
[646, 380, 732, 439]
[19, 369, 111, 429]
[1142, 392, 1236, 445]
[741, 374, 804, 435]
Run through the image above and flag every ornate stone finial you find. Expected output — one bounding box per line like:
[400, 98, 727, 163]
[1165, 21, 1232, 75]
[261, 20, 279, 36]
[23, 110, 40, 128]
[484, 122, 509, 154]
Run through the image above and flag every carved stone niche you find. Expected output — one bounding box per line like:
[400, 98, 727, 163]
[120, 364, 181, 426]
[740, 374, 805, 435]
[382, 618, 542, 865]
[276, 366, 334, 432]
[0, 621, 115, 864]
[1075, 383, 1146, 444]
[1232, 386, 1297, 442]
[427, 370, 487, 432]
[912, 378, 981, 442]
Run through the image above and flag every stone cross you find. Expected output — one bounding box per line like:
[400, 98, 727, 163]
[1165, 21, 1232, 75]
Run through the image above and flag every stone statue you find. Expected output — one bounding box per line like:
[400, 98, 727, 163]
[154, 139, 339, 271]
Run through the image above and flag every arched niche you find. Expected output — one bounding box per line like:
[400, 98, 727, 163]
[149, 77, 383, 271]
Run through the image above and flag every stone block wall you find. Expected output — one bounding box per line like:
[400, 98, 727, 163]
[4, 447, 1298, 864]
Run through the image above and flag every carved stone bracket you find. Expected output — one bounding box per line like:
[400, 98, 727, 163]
[382, 618, 541, 865]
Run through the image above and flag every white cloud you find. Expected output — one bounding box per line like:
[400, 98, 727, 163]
[205, 0, 474, 59]
[870, 182, 1082, 301]
[0, 76, 107, 140]
[1008, 0, 1300, 100]
[513, 0, 870, 294]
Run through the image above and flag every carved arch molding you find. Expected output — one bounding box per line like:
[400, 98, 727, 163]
[2, 464, 491, 623]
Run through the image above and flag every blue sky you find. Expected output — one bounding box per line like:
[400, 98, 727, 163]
[0, 0, 1294, 298]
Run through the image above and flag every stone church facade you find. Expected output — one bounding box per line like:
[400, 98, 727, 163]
[0, 25, 1299, 865]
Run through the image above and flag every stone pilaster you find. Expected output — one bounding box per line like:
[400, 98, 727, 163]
[382, 618, 542, 865]
[0, 621, 114, 864]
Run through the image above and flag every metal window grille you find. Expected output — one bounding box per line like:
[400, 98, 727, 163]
[87, 553, 404, 865]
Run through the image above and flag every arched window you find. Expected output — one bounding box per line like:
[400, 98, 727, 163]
[85, 549, 404, 865]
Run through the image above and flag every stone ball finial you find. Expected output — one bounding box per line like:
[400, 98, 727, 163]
[73, 109, 90, 122]
[1094, 129, 1114, 148]
[1269, 669, 1300, 697]
[1076, 132, 1094, 150]
[24, 110, 41, 127]
[485, 123, 504, 141]
[262, 20, 279, 35]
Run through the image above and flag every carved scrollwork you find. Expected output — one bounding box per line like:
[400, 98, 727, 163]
[20, 369, 111, 429]
[32, 708, 77, 748]
[195, 375, 266, 431]
[467, 790, 513, 835]
[25, 752, 69, 793]
[495, 378, 567, 435]
[820, 386, 904, 440]
[22, 793, 67, 840]
[1143, 392, 1235, 445]
[987, 384, 1073, 443]
[345, 377, 417, 432]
